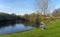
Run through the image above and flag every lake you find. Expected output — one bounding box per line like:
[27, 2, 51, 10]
[0, 21, 40, 35]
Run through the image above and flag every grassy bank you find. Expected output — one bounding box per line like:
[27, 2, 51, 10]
[0, 19, 60, 37]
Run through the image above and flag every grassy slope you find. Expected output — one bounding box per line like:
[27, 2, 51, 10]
[0, 20, 60, 37]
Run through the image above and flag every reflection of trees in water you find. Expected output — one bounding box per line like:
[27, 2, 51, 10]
[0, 20, 28, 28]
[0, 20, 41, 28]
[22, 21, 40, 28]
[0, 21, 16, 28]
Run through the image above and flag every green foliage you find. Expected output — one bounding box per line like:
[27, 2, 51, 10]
[22, 13, 39, 23]
[22, 13, 54, 24]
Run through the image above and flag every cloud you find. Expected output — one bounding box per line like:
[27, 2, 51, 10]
[0, 0, 35, 15]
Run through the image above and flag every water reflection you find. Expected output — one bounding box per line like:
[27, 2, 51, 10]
[0, 21, 16, 28]
[0, 24, 34, 34]
[0, 21, 36, 34]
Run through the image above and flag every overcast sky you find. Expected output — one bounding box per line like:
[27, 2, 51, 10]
[0, 0, 60, 15]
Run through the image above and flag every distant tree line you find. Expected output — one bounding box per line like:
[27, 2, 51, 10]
[0, 12, 26, 22]
[52, 8, 60, 17]
[0, 8, 60, 23]
[21, 8, 60, 24]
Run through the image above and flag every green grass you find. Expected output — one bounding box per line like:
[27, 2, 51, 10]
[0, 19, 60, 37]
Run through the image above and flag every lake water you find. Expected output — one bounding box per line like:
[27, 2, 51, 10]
[0, 21, 37, 35]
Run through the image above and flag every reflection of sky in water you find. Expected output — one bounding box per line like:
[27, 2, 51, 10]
[0, 24, 35, 34]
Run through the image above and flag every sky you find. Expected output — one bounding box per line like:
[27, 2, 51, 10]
[0, 0, 60, 15]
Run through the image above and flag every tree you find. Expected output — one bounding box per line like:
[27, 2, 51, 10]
[23, 14, 30, 21]
[52, 8, 60, 17]
[36, 0, 50, 15]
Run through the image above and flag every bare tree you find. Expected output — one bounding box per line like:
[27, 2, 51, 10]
[36, 0, 51, 16]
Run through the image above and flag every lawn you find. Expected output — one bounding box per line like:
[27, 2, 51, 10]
[0, 19, 60, 37]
